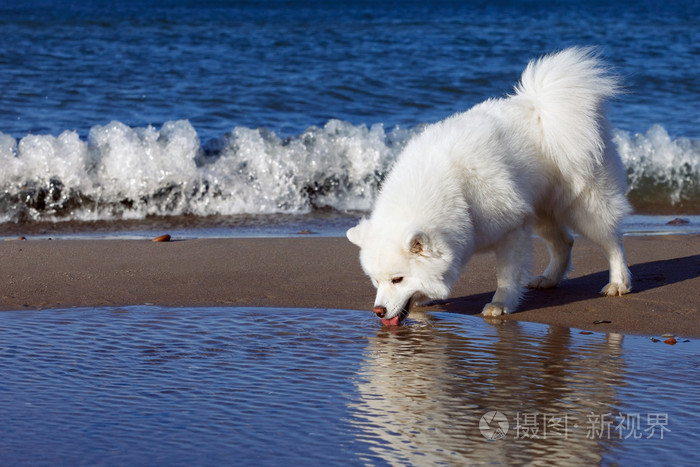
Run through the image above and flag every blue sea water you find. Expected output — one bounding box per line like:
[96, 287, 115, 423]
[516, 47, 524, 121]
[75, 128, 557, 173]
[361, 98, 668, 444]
[0, 0, 698, 229]
[1, 306, 698, 465]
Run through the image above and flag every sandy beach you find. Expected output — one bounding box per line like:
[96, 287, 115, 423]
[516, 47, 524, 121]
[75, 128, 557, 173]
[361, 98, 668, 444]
[1, 234, 698, 337]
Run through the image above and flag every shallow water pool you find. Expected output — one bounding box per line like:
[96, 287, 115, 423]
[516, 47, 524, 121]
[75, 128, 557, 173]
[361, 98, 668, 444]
[1, 307, 697, 465]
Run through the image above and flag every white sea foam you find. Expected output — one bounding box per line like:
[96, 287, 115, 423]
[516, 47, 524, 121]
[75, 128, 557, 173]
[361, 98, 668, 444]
[614, 125, 699, 210]
[0, 120, 410, 222]
[0, 121, 697, 223]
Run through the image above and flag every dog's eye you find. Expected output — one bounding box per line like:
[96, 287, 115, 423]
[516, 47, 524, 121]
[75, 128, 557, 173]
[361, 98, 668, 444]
[391, 277, 404, 284]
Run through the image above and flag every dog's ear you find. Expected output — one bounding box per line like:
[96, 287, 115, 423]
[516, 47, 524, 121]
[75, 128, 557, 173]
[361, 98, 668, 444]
[346, 218, 370, 247]
[404, 231, 430, 256]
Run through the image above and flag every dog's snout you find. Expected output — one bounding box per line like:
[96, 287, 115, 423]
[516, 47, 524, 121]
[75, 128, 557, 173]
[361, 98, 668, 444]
[373, 306, 387, 318]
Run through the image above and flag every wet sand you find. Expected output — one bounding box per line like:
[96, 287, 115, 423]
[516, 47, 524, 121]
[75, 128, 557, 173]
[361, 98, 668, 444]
[1, 234, 698, 337]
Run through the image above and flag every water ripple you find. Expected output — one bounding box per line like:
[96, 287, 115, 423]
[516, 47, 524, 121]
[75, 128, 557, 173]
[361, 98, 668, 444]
[0, 307, 697, 465]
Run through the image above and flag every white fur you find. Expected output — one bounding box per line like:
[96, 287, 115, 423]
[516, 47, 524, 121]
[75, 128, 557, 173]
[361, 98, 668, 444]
[347, 47, 632, 320]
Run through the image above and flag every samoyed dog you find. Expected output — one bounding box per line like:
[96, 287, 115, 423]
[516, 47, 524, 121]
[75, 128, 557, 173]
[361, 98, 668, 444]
[347, 47, 632, 325]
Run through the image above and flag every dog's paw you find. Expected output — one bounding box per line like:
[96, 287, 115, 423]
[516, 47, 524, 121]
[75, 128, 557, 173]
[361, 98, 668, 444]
[601, 282, 631, 297]
[527, 275, 559, 289]
[482, 302, 510, 317]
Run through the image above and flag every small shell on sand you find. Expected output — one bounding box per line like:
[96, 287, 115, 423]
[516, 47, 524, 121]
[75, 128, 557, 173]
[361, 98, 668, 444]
[152, 234, 171, 242]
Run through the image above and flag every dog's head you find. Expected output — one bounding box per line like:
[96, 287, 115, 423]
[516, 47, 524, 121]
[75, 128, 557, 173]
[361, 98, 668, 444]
[347, 219, 456, 325]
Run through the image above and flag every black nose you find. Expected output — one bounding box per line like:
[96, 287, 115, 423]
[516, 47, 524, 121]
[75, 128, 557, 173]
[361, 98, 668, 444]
[373, 306, 387, 318]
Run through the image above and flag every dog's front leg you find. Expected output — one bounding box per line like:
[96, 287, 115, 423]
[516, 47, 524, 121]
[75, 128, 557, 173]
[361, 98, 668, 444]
[482, 226, 532, 317]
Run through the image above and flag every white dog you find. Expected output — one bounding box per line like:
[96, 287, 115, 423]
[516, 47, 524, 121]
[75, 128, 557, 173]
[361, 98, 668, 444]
[347, 47, 632, 325]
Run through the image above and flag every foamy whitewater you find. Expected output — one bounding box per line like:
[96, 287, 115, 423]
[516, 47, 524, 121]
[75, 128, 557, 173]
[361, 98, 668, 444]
[1, 0, 698, 227]
[0, 121, 697, 223]
[0, 120, 404, 222]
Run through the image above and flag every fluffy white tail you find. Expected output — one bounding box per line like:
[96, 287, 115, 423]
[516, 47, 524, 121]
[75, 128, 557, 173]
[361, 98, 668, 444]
[513, 47, 620, 192]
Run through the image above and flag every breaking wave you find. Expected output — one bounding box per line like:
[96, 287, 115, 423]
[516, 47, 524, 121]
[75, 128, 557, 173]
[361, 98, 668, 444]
[0, 120, 697, 224]
[614, 125, 699, 213]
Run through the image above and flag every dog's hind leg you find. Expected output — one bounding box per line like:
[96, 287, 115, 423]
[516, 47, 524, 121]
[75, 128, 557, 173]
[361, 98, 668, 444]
[482, 225, 532, 317]
[598, 237, 631, 296]
[527, 217, 573, 289]
[568, 191, 632, 296]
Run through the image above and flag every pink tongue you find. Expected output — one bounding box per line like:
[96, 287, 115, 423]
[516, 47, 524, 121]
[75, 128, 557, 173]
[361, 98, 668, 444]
[381, 316, 401, 326]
